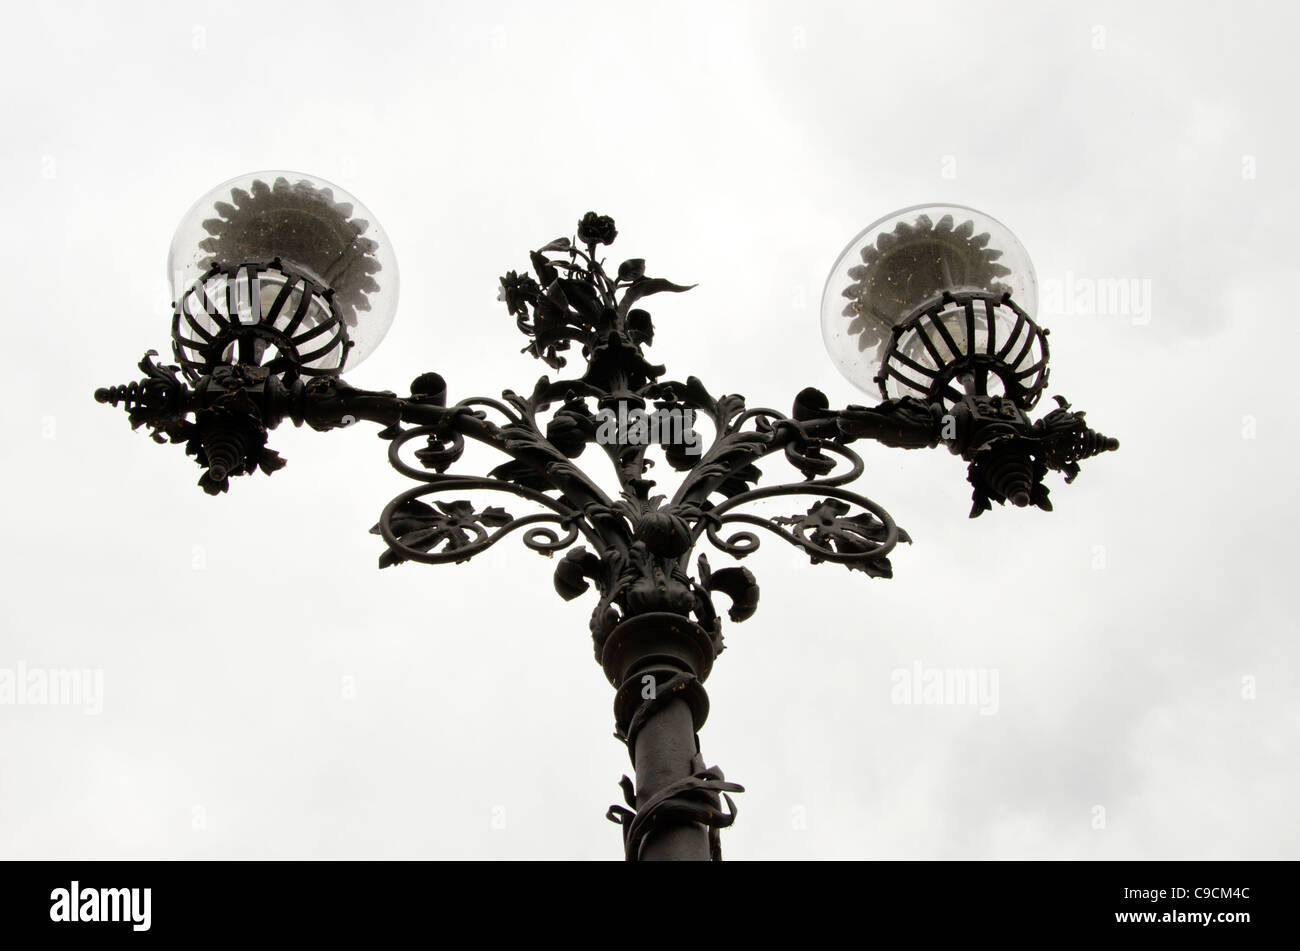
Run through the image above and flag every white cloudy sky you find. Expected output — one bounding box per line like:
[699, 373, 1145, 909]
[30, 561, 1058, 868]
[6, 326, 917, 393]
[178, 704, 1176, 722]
[1, 0, 1295, 859]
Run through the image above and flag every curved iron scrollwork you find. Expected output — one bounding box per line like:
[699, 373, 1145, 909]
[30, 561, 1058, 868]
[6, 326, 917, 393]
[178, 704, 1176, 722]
[367, 365, 914, 658]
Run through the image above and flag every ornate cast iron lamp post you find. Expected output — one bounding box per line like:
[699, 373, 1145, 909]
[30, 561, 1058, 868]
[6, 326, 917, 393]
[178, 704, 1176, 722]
[95, 173, 1119, 861]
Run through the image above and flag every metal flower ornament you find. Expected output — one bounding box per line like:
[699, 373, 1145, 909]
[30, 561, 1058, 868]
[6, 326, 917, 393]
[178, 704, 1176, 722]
[95, 174, 1119, 860]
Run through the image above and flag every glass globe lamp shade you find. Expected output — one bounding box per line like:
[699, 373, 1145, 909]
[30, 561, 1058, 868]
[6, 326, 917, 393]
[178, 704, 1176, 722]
[820, 204, 1038, 401]
[168, 170, 398, 381]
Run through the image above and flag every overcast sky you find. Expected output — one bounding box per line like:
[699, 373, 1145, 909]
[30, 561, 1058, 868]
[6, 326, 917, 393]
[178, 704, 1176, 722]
[1, 0, 1295, 859]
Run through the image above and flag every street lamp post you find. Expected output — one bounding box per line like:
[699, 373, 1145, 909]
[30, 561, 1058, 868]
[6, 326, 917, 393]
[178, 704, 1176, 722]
[94, 173, 1119, 860]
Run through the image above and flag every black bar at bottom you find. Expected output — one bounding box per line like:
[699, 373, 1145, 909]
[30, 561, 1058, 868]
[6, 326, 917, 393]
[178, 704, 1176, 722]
[0, 859, 1286, 939]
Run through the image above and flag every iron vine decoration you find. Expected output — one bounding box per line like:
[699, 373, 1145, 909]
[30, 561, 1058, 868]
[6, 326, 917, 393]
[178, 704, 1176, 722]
[95, 210, 1118, 860]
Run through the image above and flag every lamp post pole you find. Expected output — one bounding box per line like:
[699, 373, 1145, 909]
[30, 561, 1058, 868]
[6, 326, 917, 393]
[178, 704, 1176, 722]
[95, 195, 1118, 860]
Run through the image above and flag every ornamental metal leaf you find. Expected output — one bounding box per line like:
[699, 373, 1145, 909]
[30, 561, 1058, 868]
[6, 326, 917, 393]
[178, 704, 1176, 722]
[773, 498, 911, 578]
[371, 499, 513, 567]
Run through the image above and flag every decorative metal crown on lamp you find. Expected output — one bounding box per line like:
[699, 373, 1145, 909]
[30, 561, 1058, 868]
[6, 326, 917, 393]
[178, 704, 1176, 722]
[166, 171, 399, 382]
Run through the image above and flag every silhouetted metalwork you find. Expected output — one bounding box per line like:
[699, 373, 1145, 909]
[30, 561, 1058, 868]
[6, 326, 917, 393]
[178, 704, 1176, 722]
[95, 212, 1119, 859]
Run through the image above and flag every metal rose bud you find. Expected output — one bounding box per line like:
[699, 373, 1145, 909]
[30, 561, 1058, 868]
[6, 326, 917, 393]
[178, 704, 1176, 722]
[617, 258, 646, 281]
[634, 510, 692, 557]
[577, 212, 618, 247]
[546, 406, 595, 458]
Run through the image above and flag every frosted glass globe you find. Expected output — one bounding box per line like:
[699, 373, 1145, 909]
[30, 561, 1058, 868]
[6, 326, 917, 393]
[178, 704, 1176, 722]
[168, 170, 398, 375]
[820, 204, 1036, 397]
